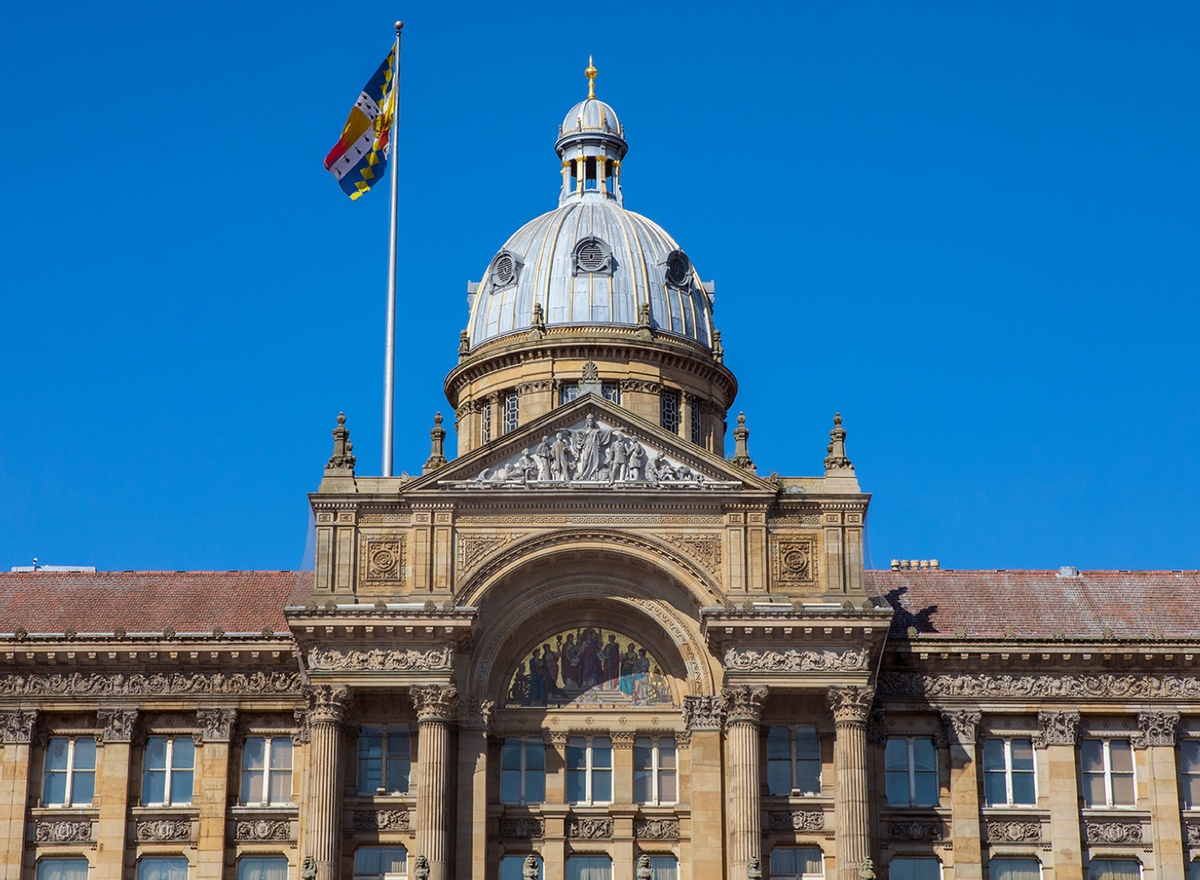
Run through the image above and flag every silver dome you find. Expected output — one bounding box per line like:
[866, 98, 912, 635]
[559, 97, 623, 139]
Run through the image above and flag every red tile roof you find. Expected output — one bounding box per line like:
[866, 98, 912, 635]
[0, 571, 311, 635]
[866, 570, 1200, 639]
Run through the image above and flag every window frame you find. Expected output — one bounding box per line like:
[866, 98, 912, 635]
[136, 857, 189, 880]
[884, 736, 939, 807]
[660, 390, 681, 433]
[500, 736, 546, 805]
[1081, 738, 1136, 809]
[240, 735, 294, 806]
[142, 735, 196, 807]
[982, 736, 1036, 807]
[43, 736, 97, 808]
[36, 858, 90, 880]
[351, 846, 408, 880]
[768, 846, 825, 880]
[767, 726, 822, 797]
[357, 725, 411, 795]
[889, 857, 943, 880]
[633, 735, 677, 806]
[1181, 740, 1200, 809]
[566, 735, 613, 805]
[502, 391, 520, 435]
[988, 857, 1042, 880]
[236, 857, 290, 880]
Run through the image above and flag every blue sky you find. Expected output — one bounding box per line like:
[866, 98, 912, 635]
[2, 2, 1198, 573]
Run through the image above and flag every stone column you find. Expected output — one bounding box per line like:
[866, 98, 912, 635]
[827, 687, 874, 880]
[302, 685, 350, 880]
[0, 710, 38, 880]
[412, 685, 458, 880]
[195, 709, 238, 880]
[941, 710, 983, 880]
[725, 686, 768, 880]
[95, 708, 139, 880]
[1135, 712, 1184, 879]
[1035, 710, 1083, 880]
[456, 700, 494, 880]
[683, 695, 727, 880]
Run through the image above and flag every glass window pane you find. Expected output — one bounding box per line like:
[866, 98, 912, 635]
[270, 739, 293, 770]
[145, 737, 169, 770]
[982, 739, 1006, 771]
[243, 738, 266, 770]
[990, 859, 1040, 880]
[912, 739, 937, 772]
[771, 848, 802, 874]
[796, 758, 821, 795]
[269, 768, 292, 804]
[884, 738, 908, 771]
[172, 737, 195, 769]
[43, 770, 67, 805]
[38, 859, 90, 880]
[1186, 775, 1200, 810]
[891, 858, 940, 880]
[1111, 773, 1135, 806]
[137, 858, 189, 880]
[501, 739, 522, 769]
[650, 856, 678, 880]
[1109, 741, 1134, 773]
[1182, 742, 1200, 773]
[1083, 773, 1107, 807]
[885, 770, 910, 805]
[1089, 860, 1140, 880]
[170, 770, 193, 805]
[593, 740, 612, 768]
[238, 858, 288, 880]
[143, 769, 167, 805]
[73, 738, 97, 770]
[769, 759, 793, 795]
[1010, 738, 1034, 771]
[525, 763, 545, 803]
[46, 738, 70, 771]
[526, 743, 545, 771]
[71, 771, 95, 806]
[501, 857, 542, 880]
[1081, 740, 1105, 772]
[659, 741, 676, 768]
[796, 729, 820, 760]
[983, 771, 1008, 807]
[913, 770, 938, 806]
[1011, 771, 1036, 805]
[567, 741, 586, 769]
[634, 743, 653, 771]
[634, 769, 652, 803]
[768, 727, 792, 759]
[660, 769, 677, 803]
[566, 768, 586, 803]
[593, 768, 612, 803]
[566, 856, 612, 880]
[501, 769, 521, 803]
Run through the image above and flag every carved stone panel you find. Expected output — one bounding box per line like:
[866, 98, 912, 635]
[499, 818, 545, 839]
[353, 810, 411, 831]
[1033, 711, 1080, 747]
[634, 818, 681, 839]
[197, 708, 237, 743]
[682, 695, 725, 731]
[725, 647, 869, 673]
[888, 820, 945, 841]
[36, 821, 92, 843]
[98, 708, 139, 743]
[136, 819, 192, 842]
[770, 536, 819, 587]
[359, 534, 405, 585]
[308, 645, 454, 673]
[235, 819, 292, 841]
[566, 817, 613, 839]
[985, 821, 1042, 843]
[1085, 822, 1143, 844]
[1132, 712, 1179, 748]
[767, 811, 824, 831]
[457, 535, 516, 574]
[663, 534, 722, 576]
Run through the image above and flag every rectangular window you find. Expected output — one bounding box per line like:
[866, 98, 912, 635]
[644, 857, 678, 880]
[769, 847, 824, 880]
[768, 726, 822, 796]
[633, 736, 677, 805]
[503, 391, 520, 434]
[43, 736, 97, 807]
[137, 858, 189, 880]
[890, 859, 941, 880]
[240, 736, 293, 805]
[601, 382, 621, 404]
[142, 736, 195, 806]
[982, 737, 1036, 806]
[352, 847, 407, 880]
[1088, 860, 1140, 880]
[501, 857, 542, 880]
[884, 737, 938, 806]
[37, 860, 89, 880]
[481, 404, 492, 443]
[690, 400, 702, 444]
[660, 390, 680, 433]
[990, 859, 1041, 880]
[357, 726, 411, 794]
[1182, 741, 1200, 808]
[1081, 739, 1135, 808]
[566, 856, 612, 880]
[237, 858, 289, 880]
[501, 737, 546, 805]
[566, 735, 613, 805]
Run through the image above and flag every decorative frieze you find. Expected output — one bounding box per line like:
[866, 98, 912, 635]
[682, 695, 725, 731]
[235, 819, 292, 841]
[634, 817, 681, 839]
[457, 535, 516, 573]
[725, 647, 869, 673]
[1033, 711, 1080, 748]
[985, 821, 1042, 843]
[0, 671, 302, 697]
[499, 817, 544, 839]
[308, 646, 453, 673]
[1085, 822, 1142, 844]
[889, 820, 945, 841]
[1132, 711, 1179, 748]
[36, 821, 92, 843]
[98, 708, 139, 743]
[136, 819, 192, 842]
[566, 817, 613, 839]
[771, 536, 819, 586]
[767, 810, 824, 831]
[196, 708, 237, 743]
[353, 810, 411, 831]
[359, 534, 405, 584]
[879, 672, 1200, 700]
[662, 534, 722, 574]
[827, 686, 875, 725]
[0, 708, 38, 743]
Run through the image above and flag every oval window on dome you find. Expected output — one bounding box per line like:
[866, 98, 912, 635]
[572, 237, 612, 276]
[664, 250, 690, 288]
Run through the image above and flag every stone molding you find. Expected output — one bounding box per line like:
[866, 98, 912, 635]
[98, 708, 139, 743]
[0, 708, 38, 743]
[888, 820, 945, 841]
[879, 672, 1200, 700]
[1132, 711, 1179, 748]
[196, 708, 238, 743]
[499, 817, 545, 839]
[411, 685, 458, 723]
[662, 534, 722, 576]
[1033, 711, 1080, 748]
[136, 819, 192, 842]
[940, 710, 982, 746]
[353, 810, 411, 831]
[827, 686, 875, 724]
[985, 820, 1042, 843]
[1085, 822, 1142, 844]
[723, 685, 768, 725]
[235, 819, 292, 841]
[35, 820, 92, 843]
[457, 535, 517, 574]
[634, 817, 681, 839]
[308, 645, 454, 673]
[0, 671, 302, 697]
[725, 647, 869, 673]
[767, 810, 824, 831]
[566, 816, 613, 839]
[303, 684, 351, 726]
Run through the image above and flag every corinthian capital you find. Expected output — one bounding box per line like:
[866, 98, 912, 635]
[723, 685, 769, 726]
[941, 710, 982, 746]
[196, 708, 238, 743]
[826, 686, 875, 725]
[98, 708, 139, 743]
[411, 684, 458, 723]
[1033, 710, 1080, 748]
[303, 684, 351, 726]
[0, 709, 39, 744]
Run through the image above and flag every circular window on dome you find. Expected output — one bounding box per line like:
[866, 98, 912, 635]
[664, 250, 691, 288]
[490, 251, 520, 288]
[572, 236, 612, 276]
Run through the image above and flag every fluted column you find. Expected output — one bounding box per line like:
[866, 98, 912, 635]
[302, 685, 350, 880]
[827, 687, 874, 880]
[412, 685, 458, 880]
[725, 686, 768, 880]
[456, 699, 495, 880]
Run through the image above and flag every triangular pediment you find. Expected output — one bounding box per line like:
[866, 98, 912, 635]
[404, 395, 776, 493]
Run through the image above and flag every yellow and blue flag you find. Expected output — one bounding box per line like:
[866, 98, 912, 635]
[324, 48, 396, 199]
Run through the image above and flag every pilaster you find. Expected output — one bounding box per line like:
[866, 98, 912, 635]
[827, 687, 873, 880]
[195, 708, 237, 880]
[1135, 712, 1184, 880]
[456, 700, 494, 880]
[1035, 710, 1083, 880]
[0, 710, 38, 880]
[301, 685, 350, 880]
[683, 696, 726, 880]
[94, 708, 139, 880]
[941, 710, 983, 880]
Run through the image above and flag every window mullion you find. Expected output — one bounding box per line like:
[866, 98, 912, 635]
[65, 739, 75, 807]
[380, 728, 389, 792]
[164, 738, 174, 806]
[263, 738, 273, 806]
[1004, 739, 1014, 806]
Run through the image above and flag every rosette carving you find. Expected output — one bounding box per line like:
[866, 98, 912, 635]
[136, 819, 191, 841]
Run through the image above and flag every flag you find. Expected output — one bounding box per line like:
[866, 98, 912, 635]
[324, 48, 396, 200]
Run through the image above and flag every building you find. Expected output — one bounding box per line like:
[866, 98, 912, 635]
[2, 62, 1199, 880]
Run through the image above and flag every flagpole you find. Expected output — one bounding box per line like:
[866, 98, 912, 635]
[382, 21, 403, 477]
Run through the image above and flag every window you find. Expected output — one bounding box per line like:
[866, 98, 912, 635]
[769, 848, 824, 880]
[501, 856, 543, 880]
[137, 858, 188, 880]
[885, 737, 938, 806]
[989, 859, 1041, 880]
[481, 404, 492, 443]
[640, 856, 678, 880]
[566, 856, 612, 880]
[36, 860, 89, 880]
[1088, 860, 1140, 880]
[566, 735, 612, 805]
[43, 736, 96, 807]
[768, 726, 821, 796]
[358, 726, 410, 794]
[690, 401, 702, 444]
[1081, 739, 1135, 807]
[982, 737, 1035, 806]
[143, 736, 195, 806]
[1188, 862, 1200, 880]
[601, 382, 621, 404]
[353, 847, 407, 880]
[560, 385, 580, 406]
[890, 859, 941, 880]
[501, 737, 545, 804]
[503, 391, 520, 434]
[1181, 741, 1200, 808]
[634, 736, 677, 805]
[240, 736, 293, 805]
[237, 858, 288, 880]
[660, 390, 680, 433]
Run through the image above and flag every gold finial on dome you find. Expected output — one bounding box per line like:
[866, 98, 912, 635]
[585, 55, 597, 99]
